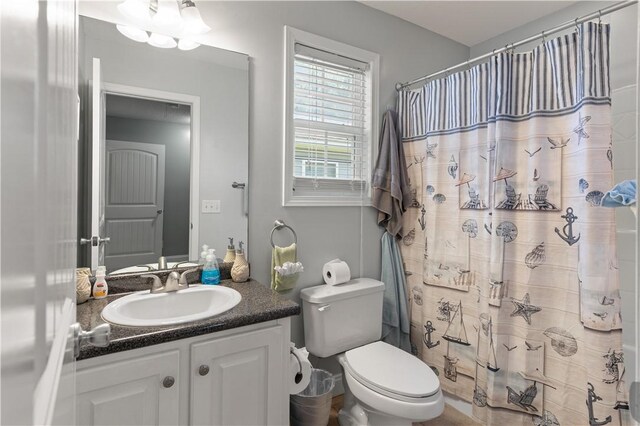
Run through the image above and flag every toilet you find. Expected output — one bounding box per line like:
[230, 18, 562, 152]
[300, 278, 444, 426]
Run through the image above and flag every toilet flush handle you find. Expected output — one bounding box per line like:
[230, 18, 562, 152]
[318, 304, 331, 312]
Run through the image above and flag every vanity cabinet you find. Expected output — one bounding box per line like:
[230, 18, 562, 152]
[190, 326, 285, 425]
[76, 319, 291, 426]
[76, 350, 180, 425]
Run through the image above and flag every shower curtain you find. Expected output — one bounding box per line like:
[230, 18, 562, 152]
[399, 23, 628, 425]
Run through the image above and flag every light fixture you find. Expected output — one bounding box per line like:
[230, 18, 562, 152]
[178, 38, 200, 51]
[117, 0, 151, 23]
[116, 0, 210, 50]
[180, 0, 210, 35]
[116, 24, 149, 43]
[152, 0, 184, 33]
[148, 32, 177, 49]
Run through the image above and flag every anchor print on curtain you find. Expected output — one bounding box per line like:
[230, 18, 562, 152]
[398, 23, 628, 425]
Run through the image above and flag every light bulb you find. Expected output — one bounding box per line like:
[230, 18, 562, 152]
[178, 38, 200, 50]
[116, 24, 149, 43]
[148, 33, 177, 49]
[152, 0, 184, 32]
[117, 0, 151, 23]
[180, 3, 210, 35]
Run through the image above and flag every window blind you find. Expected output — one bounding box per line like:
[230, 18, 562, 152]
[292, 43, 370, 197]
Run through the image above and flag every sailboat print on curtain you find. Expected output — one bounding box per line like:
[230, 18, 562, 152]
[442, 301, 470, 346]
[486, 319, 499, 372]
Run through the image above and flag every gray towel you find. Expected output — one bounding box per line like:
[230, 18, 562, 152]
[380, 232, 411, 353]
[372, 110, 411, 237]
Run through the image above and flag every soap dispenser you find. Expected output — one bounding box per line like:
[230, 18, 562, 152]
[202, 251, 220, 285]
[223, 237, 236, 263]
[231, 241, 249, 283]
[199, 244, 209, 265]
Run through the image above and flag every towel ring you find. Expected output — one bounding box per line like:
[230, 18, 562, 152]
[270, 219, 297, 248]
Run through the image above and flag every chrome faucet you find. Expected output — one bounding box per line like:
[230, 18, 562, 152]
[142, 268, 199, 294]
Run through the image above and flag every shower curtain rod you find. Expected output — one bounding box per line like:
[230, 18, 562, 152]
[395, 0, 638, 91]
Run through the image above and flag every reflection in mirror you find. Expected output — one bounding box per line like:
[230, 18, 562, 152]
[77, 16, 249, 275]
[104, 95, 194, 273]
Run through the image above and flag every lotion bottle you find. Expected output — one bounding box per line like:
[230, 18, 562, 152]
[92, 266, 108, 299]
[231, 241, 249, 282]
[223, 237, 236, 263]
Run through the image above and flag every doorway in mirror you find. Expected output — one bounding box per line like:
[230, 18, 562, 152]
[104, 94, 192, 272]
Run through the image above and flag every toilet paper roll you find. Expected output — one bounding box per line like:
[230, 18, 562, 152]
[289, 346, 312, 394]
[322, 259, 351, 286]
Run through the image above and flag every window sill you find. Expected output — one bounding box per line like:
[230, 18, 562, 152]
[283, 196, 372, 207]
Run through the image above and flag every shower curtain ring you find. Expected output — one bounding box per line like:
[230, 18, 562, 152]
[598, 10, 602, 25]
[574, 18, 579, 32]
[541, 30, 546, 43]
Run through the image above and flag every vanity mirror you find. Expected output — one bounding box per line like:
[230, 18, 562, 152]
[77, 15, 249, 274]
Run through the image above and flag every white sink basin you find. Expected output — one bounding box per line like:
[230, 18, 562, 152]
[101, 285, 242, 327]
[110, 262, 199, 275]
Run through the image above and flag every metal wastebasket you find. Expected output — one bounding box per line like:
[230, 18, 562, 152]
[290, 368, 335, 426]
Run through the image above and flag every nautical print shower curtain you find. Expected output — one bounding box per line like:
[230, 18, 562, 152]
[398, 23, 629, 425]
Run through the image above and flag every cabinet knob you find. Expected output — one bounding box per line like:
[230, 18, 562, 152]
[162, 376, 175, 388]
[199, 365, 210, 376]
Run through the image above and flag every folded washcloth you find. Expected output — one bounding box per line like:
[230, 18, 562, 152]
[601, 179, 637, 207]
[271, 243, 299, 292]
[274, 261, 304, 276]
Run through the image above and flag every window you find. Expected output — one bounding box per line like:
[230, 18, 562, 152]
[284, 27, 379, 206]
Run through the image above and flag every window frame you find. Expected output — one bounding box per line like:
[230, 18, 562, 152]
[283, 26, 380, 207]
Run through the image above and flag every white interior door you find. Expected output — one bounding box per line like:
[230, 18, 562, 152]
[105, 140, 166, 271]
[1, 1, 79, 424]
[90, 57, 107, 271]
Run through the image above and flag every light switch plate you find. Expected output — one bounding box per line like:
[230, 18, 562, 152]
[202, 200, 221, 214]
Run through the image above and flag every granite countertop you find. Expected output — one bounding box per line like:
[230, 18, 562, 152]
[77, 279, 300, 360]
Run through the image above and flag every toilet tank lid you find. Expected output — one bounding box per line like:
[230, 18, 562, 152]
[300, 278, 384, 304]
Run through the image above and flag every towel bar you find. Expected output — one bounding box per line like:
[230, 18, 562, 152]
[270, 219, 297, 248]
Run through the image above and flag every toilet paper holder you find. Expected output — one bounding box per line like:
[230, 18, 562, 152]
[290, 345, 309, 384]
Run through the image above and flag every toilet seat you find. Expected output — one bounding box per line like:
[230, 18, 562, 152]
[341, 360, 444, 423]
[343, 341, 440, 403]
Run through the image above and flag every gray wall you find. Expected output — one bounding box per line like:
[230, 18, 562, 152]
[80, 2, 469, 375]
[80, 16, 249, 261]
[105, 115, 191, 257]
[190, 1, 469, 372]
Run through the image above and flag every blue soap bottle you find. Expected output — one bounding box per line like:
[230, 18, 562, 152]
[201, 252, 220, 285]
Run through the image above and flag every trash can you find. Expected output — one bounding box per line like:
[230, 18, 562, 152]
[290, 368, 335, 426]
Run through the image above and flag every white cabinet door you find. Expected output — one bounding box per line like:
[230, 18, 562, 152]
[77, 350, 180, 426]
[190, 326, 285, 426]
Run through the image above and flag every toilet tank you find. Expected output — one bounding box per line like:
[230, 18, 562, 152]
[300, 278, 384, 358]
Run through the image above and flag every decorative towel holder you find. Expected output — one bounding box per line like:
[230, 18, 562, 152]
[270, 219, 297, 248]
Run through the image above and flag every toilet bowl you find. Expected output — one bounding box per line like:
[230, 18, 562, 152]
[300, 279, 444, 426]
[337, 341, 444, 426]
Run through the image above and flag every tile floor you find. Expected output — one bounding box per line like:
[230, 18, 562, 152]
[328, 395, 482, 426]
